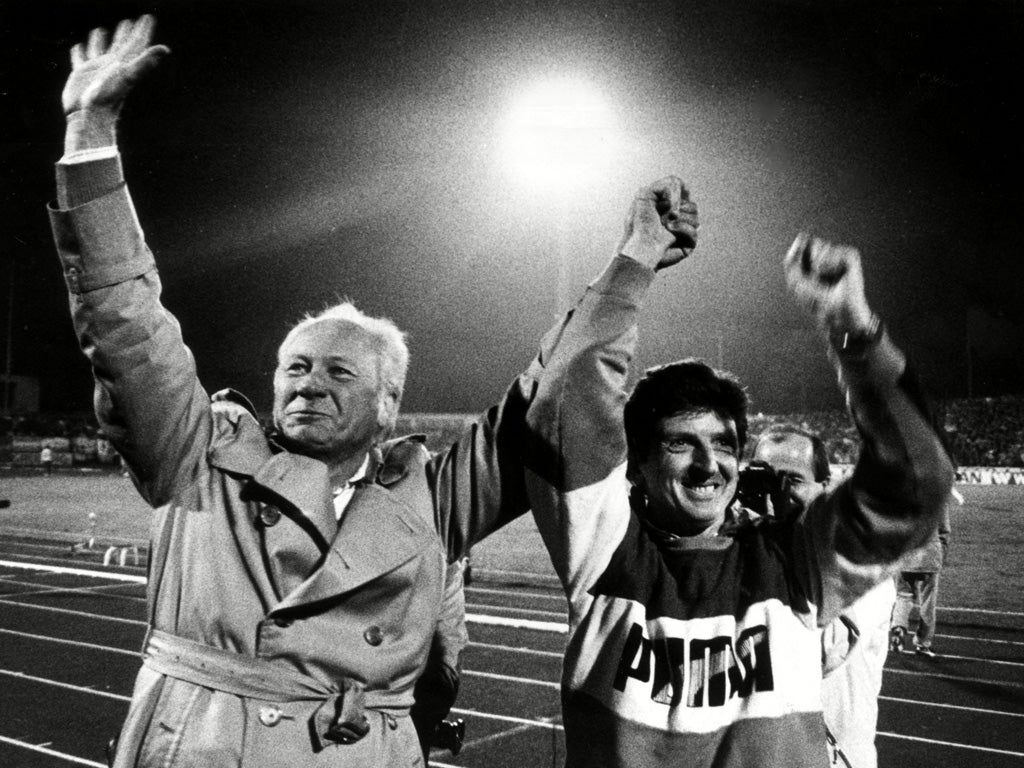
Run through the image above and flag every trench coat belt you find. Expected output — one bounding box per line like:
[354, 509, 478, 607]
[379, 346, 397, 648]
[142, 628, 406, 748]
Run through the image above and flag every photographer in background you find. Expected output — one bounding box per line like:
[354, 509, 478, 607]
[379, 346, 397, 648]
[747, 424, 896, 768]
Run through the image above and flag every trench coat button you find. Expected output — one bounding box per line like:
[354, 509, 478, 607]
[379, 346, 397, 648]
[273, 617, 293, 628]
[385, 714, 398, 730]
[258, 506, 281, 527]
[259, 706, 283, 726]
[363, 625, 384, 646]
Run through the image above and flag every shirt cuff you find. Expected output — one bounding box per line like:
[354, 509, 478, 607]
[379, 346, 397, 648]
[56, 155, 126, 210]
[60, 146, 120, 165]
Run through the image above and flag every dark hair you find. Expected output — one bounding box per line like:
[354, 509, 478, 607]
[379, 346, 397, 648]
[749, 423, 831, 482]
[624, 358, 749, 463]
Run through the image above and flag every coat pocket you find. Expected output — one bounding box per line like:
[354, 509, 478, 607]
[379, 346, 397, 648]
[137, 680, 244, 767]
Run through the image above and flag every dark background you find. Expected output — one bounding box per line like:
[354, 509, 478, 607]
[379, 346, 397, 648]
[3, 0, 1023, 416]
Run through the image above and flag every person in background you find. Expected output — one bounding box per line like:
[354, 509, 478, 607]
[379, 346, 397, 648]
[749, 424, 895, 768]
[41, 445, 55, 474]
[891, 489, 956, 657]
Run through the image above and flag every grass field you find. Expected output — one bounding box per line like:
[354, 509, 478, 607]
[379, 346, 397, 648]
[1, 468, 1022, 613]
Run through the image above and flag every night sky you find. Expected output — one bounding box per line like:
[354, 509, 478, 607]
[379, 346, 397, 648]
[3, 0, 1023, 417]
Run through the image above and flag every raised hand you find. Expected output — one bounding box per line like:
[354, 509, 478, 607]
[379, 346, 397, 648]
[617, 175, 699, 271]
[784, 233, 875, 335]
[62, 15, 169, 117]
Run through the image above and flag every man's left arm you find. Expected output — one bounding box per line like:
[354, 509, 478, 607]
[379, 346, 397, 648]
[410, 560, 468, 757]
[785, 235, 955, 624]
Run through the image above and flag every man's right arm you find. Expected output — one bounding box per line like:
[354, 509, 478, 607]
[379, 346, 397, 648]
[50, 17, 210, 507]
[519, 178, 697, 599]
[428, 179, 695, 571]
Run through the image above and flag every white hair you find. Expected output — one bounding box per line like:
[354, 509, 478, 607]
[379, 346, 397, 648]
[281, 302, 409, 435]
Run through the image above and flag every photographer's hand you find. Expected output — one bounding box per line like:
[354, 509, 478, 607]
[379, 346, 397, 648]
[617, 176, 699, 271]
[784, 233, 876, 338]
[62, 15, 169, 154]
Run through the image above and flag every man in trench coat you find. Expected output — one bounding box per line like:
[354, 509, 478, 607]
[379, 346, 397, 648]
[48, 15, 597, 767]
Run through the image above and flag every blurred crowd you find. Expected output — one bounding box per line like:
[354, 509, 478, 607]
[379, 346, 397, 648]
[2, 394, 1023, 467]
[746, 394, 1024, 468]
[0, 413, 101, 439]
[943, 395, 1024, 468]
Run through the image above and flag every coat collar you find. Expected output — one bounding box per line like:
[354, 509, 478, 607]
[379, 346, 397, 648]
[208, 415, 435, 612]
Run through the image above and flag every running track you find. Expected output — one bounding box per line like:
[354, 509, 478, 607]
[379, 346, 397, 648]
[0, 537, 1022, 768]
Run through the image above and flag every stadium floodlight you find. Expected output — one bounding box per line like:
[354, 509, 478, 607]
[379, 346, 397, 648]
[498, 75, 618, 193]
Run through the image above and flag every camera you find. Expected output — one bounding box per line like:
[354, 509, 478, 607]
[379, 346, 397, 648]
[433, 718, 466, 756]
[735, 460, 793, 518]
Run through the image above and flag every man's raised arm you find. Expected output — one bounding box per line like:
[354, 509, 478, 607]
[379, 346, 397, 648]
[62, 16, 168, 156]
[784, 235, 955, 623]
[50, 17, 211, 506]
[430, 177, 696, 566]
[517, 176, 697, 591]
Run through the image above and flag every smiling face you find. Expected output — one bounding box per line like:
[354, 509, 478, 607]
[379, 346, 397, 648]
[272, 319, 384, 464]
[633, 409, 740, 536]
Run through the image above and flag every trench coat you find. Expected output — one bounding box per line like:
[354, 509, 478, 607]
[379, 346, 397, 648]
[50, 157, 531, 767]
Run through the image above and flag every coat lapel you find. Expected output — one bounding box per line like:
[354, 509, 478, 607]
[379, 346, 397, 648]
[252, 453, 337, 546]
[271, 484, 429, 613]
[210, 428, 436, 613]
[211, 432, 337, 598]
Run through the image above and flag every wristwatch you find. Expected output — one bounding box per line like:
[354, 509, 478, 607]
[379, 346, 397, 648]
[829, 313, 882, 354]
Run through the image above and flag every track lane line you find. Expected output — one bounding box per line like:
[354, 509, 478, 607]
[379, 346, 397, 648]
[0, 597, 147, 626]
[939, 606, 1024, 618]
[877, 730, 1024, 757]
[450, 707, 563, 730]
[0, 576, 146, 601]
[464, 670, 560, 689]
[938, 633, 1024, 648]
[0, 559, 145, 583]
[890, 650, 1024, 667]
[464, 602, 568, 620]
[0, 734, 105, 767]
[0, 627, 139, 656]
[880, 694, 1024, 718]
[464, 613, 566, 633]
[0, 667, 131, 701]
[466, 585, 564, 602]
[458, 719, 557, 753]
[884, 667, 1024, 688]
[469, 640, 563, 658]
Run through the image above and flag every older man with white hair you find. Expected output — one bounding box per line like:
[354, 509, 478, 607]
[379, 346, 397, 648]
[48, 16, 546, 768]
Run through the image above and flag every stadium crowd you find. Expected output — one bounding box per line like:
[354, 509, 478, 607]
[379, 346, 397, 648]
[2, 394, 1023, 467]
[943, 395, 1024, 468]
[746, 393, 1024, 468]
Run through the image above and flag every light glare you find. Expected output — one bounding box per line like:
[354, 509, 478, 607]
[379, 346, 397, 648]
[500, 76, 617, 192]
